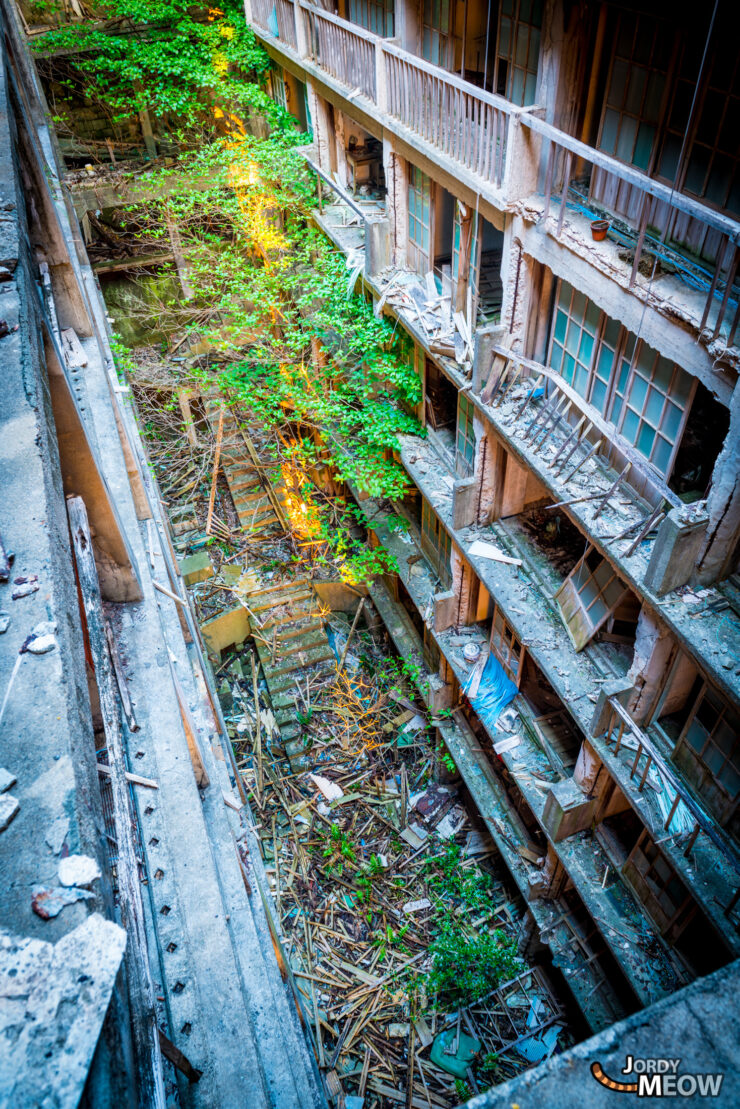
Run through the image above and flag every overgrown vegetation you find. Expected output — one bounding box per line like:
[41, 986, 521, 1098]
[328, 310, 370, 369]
[36, 1, 424, 585]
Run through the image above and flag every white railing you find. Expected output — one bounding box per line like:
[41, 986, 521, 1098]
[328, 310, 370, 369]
[383, 43, 510, 188]
[525, 115, 740, 346]
[250, 0, 514, 192]
[302, 5, 377, 102]
[251, 0, 298, 49]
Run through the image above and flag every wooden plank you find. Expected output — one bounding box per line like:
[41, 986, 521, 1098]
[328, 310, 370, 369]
[67, 496, 166, 1107]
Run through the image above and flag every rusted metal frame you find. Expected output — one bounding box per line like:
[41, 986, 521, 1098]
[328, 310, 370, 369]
[553, 421, 593, 474]
[629, 194, 651, 289]
[712, 245, 740, 340]
[699, 233, 729, 332]
[542, 141, 555, 220]
[555, 150, 573, 238]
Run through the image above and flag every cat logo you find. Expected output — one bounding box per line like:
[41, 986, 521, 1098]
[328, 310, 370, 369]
[590, 1057, 724, 1097]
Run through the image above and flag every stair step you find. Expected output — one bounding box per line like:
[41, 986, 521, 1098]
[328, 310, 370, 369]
[249, 588, 315, 613]
[263, 645, 336, 680]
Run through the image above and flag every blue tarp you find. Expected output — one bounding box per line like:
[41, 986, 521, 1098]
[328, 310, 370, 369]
[463, 652, 518, 732]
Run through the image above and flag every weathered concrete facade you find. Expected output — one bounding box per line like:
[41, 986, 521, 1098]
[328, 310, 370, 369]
[249, 0, 740, 1068]
[0, 3, 325, 1105]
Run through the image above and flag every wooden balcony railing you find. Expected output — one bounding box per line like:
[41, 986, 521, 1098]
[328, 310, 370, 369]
[383, 43, 510, 188]
[251, 0, 298, 50]
[249, 0, 515, 193]
[524, 114, 740, 347]
[303, 5, 377, 102]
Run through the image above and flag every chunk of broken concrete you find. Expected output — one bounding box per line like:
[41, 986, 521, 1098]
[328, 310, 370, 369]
[58, 854, 101, 888]
[0, 612, 9, 634]
[0, 767, 17, 793]
[26, 634, 57, 655]
[0, 794, 20, 831]
[31, 885, 95, 920]
[11, 578, 39, 599]
[45, 816, 69, 855]
[0, 913, 126, 1108]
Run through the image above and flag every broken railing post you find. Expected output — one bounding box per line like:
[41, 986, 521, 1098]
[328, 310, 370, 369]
[67, 495, 167, 1109]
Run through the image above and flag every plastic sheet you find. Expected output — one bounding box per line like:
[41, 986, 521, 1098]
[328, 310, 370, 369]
[464, 652, 519, 732]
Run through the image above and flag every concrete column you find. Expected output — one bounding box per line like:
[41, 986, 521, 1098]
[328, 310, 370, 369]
[306, 80, 334, 173]
[294, 0, 309, 56]
[696, 382, 740, 585]
[644, 506, 709, 596]
[365, 217, 392, 276]
[382, 138, 408, 267]
[472, 323, 506, 393]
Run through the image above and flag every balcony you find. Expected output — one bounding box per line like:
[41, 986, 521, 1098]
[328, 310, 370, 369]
[249, 0, 518, 203]
[249, 0, 740, 356]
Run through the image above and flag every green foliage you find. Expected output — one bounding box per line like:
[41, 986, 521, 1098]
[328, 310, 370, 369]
[424, 841, 494, 914]
[322, 822, 356, 875]
[426, 922, 522, 1008]
[33, 2, 282, 134]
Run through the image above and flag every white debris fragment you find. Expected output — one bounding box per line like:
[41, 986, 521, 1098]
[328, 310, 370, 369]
[0, 794, 20, 832]
[0, 768, 17, 793]
[0, 612, 10, 634]
[27, 634, 57, 654]
[309, 773, 344, 802]
[58, 854, 101, 888]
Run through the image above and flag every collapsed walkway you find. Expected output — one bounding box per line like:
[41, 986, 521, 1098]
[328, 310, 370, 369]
[130, 367, 576, 1106]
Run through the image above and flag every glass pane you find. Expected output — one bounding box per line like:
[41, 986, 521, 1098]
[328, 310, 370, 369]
[591, 379, 607, 413]
[565, 321, 581, 356]
[511, 68, 525, 104]
[550, 343, 563, 373]
[561, 352, 575, 384]
[645, 386, 664, 425]
[637, 422, 656, 456]
[524, 72, 537, 104]
[625, 65, 647, 115]
[574, 364, 589, 396]
[554, 309, 568, 344]
[662, 401, 683, 441]
[630, 374, 649, 408]
[622, 408, 639, 443]
[596, 345, 614, 382]
[616, 116, 637, 163]
[609, 59, 630, 108]
[653, 355, 672, 391]
[634, 123, 655, 171]
[584, 299, 601, 333]
[578, 331, 595, 366]
[652, 436, 672, 475]
[515, 27, 529, 68]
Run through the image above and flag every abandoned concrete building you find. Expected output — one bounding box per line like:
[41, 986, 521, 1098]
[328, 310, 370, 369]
[1, 0, 740, 1105]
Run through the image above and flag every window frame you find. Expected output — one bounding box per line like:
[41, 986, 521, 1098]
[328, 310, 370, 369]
[490, 604, 526, 687]
[456, 393, 476, 477]
[672, 680, 740, 807]
[421, 499, 452, 588]
[494, 0, 543, 107]
[348, 0, 394, 37]
[547, 279, 695, 479]
[407, 164, 432, 274]
[554, 545, 632, 652]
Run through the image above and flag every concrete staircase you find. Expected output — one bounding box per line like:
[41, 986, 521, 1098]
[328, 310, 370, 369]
[243, 578, 338, 771]
[203, 399, 286, 537]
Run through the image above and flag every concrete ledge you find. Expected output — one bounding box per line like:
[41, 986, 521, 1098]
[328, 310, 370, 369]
[465, 958, 740, 1109]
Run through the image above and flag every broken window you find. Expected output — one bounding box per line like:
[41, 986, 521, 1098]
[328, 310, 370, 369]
[490, 604, 525, 688]
[268, 67, 287, 111]
[624, 830, 694, 938]
[548, 280, 694, 478]
[553, 546, 632, 651]
[348, 0, 394, 37]
[495, 0, 543, 106]
[421, 0, 456, 69]
[456, 393, 476, 477]
[408, 165, 431, 273]
[660, 674, 740, 825]
[597, 11, 670, 172]
[421, 499, 452, 587]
